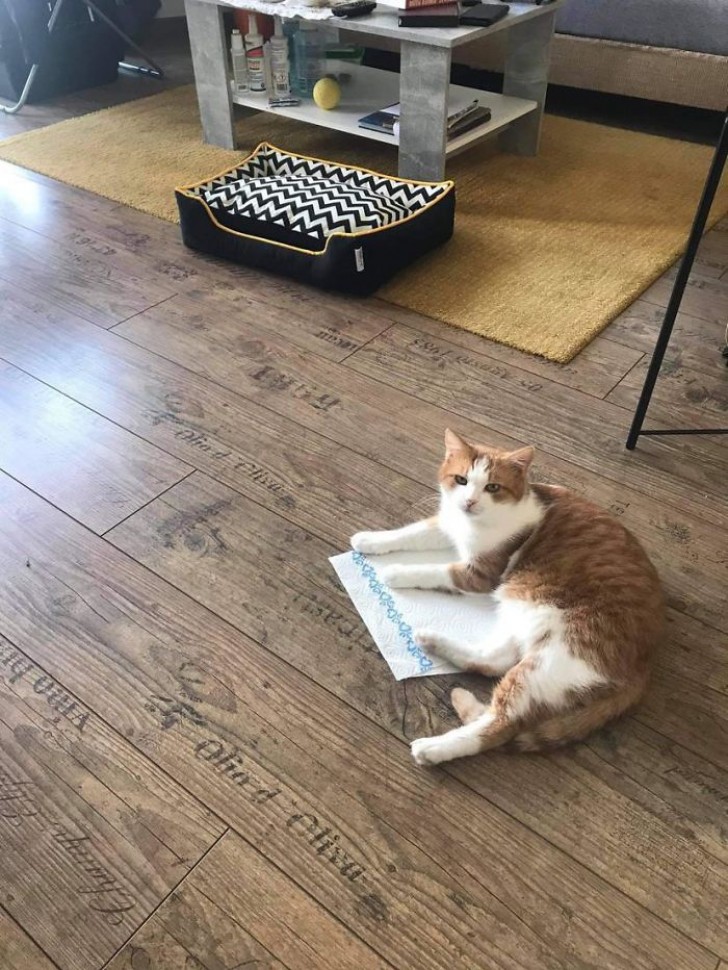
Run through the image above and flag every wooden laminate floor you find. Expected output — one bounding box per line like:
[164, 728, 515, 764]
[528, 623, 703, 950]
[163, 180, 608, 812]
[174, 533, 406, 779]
[0, 22, 727, 970]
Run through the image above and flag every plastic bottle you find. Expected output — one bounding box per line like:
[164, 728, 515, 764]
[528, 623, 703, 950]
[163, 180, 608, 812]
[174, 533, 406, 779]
[283, 20, 298, 90]
[230, 30, 249, 95]
[263, 41, 272, 95]
[245, 14, 266, 93]
[292, 22, 324, 99]
[269, 17, 291, 99]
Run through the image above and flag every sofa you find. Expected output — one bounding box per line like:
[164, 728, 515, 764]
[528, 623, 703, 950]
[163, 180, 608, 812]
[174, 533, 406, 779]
[461, 0, 728, 111]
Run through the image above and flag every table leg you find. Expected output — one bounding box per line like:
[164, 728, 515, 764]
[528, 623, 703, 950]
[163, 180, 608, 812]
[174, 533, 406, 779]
[185, 0, 236, 149]
[398, 42, 452, 181]
[500, 8, 556, 156]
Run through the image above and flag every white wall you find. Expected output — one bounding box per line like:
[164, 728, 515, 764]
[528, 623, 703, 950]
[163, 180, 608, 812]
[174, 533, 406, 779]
[159, 0, 186, 16]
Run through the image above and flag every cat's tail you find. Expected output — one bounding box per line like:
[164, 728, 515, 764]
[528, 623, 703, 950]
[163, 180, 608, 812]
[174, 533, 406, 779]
[510, 677, 648, 752]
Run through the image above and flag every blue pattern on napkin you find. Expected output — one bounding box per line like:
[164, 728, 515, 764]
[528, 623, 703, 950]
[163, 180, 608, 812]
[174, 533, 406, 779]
[352, 551, 434, 673]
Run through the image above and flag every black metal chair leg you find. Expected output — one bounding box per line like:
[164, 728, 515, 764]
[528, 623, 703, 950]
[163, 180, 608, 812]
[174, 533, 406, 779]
[625, 107, 728, 449]
[84, 0, 166, 80]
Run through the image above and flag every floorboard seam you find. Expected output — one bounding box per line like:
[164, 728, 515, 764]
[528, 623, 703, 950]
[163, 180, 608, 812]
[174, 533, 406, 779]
[99, 827, 229, 970]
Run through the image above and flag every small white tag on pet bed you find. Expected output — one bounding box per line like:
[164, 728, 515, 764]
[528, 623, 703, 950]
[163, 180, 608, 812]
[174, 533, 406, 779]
[354, 248, 365, 272]
[330, 549, 499, 681]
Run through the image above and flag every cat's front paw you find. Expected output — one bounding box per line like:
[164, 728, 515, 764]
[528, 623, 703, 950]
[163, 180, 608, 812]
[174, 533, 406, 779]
[351, 531, 389, 555]
[379, 564, 415, 589]
[381, 564, 450, 591]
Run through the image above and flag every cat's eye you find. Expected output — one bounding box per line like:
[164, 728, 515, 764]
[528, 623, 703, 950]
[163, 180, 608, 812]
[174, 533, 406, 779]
[484, 483, 500, 493]
[454, 474, 468, 486]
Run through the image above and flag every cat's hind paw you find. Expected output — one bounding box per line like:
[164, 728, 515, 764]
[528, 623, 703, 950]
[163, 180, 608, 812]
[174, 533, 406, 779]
[411, 736, 448, 766]
[414, 628, 446, 654]
[412, 730, 481, 765]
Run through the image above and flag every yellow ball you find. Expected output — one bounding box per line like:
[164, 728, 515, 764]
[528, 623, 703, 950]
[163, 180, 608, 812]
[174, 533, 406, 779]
[313, 77, 341, 110]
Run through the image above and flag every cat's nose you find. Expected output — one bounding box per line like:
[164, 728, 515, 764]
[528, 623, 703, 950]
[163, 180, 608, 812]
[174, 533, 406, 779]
[465, 499, 477, 512]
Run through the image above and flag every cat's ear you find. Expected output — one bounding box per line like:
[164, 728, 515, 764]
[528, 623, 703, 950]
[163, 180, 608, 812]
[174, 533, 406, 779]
[508, 446, 535, 472]
[444, 428, 472, 457]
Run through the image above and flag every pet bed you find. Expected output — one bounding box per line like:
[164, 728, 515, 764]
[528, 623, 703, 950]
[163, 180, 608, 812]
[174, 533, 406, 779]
[175, 142, 455, 295]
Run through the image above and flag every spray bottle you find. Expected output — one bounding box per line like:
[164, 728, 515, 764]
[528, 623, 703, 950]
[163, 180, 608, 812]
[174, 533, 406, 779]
[269, 17, 291, 99]
[230, 29, 248, 94]
[245, 14, 265, 93]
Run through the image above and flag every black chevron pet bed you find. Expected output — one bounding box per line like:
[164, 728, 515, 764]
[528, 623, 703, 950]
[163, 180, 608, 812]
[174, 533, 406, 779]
[175, 143, 455, 296]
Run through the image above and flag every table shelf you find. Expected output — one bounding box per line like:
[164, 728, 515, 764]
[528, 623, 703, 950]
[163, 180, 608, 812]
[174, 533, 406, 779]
[232, 63, 537, 157]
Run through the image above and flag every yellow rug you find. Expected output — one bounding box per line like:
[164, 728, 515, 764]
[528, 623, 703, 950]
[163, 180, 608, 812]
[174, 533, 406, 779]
[1, 85, 725, 362]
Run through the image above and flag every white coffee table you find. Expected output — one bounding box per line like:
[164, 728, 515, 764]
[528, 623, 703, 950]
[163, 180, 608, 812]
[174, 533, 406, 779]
[185, 0, 564, 181]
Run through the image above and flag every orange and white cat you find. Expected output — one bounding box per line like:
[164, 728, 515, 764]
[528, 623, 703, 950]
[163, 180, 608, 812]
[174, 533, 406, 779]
[351, 429, 664, 766]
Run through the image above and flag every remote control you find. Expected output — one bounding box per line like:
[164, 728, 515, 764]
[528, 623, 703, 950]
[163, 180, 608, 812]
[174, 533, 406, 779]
[332, 0, 376, 17]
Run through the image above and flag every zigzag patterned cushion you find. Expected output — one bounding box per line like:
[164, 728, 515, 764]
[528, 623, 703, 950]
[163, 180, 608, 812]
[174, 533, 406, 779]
[203, 174, 412, 240]
[176, 142, 455, 296]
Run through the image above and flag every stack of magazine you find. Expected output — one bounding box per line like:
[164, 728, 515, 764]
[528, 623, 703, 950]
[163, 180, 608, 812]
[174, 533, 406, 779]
[359, 98, 491, 139]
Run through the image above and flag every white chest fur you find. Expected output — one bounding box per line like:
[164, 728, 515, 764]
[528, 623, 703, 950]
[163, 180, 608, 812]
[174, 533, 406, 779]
[438, 490, 544, 563]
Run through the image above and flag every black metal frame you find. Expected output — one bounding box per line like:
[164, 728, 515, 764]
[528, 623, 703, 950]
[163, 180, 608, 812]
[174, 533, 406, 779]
[0, 0, 164, 116]
[625, 106, 728, 450]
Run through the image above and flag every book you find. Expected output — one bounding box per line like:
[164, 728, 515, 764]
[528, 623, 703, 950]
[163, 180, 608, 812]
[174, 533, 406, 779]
[368, 0, 452, 9]
[404, 0, 457, 9]
[446, 97, 480, 129]
[358, 110, 398, 135]
[398, 3, 459, 25]
[447, 105, 492, 138]
[359, 100, 490, 138]
[458, 2, 509, 26]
